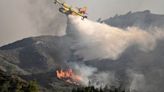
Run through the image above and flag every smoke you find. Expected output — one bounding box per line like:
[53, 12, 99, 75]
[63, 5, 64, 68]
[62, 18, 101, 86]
[127, 70, 146, 92]
[68, 62, 97, 85]
[0, 0, 66, 46]
[66, 15, 164, 92]
[67, 15, 164, 61]
[69, 62, 116, 87]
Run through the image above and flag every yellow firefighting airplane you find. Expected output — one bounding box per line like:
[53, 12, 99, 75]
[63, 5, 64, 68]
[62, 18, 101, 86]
[54, 0, 88, 20]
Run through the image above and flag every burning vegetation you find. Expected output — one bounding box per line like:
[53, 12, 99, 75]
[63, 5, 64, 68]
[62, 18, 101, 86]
[56, 69, 82, 85]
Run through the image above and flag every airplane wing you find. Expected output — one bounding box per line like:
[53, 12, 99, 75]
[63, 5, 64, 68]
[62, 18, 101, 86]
[54, 0, 71, 10]
[72, 10, 87, 19]
[54, 0, 79, 15]
[72, 10, 83, 16]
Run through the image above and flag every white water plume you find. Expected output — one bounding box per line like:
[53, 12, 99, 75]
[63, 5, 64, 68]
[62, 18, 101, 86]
[66, 15, 164, 61]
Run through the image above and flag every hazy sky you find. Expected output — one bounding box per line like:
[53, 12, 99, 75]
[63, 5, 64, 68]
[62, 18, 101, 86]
[0, 0, 65, 46]
[65, 0, 164, 20]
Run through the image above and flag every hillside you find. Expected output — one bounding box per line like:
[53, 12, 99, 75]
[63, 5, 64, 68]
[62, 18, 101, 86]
[0, 36, 72, 75]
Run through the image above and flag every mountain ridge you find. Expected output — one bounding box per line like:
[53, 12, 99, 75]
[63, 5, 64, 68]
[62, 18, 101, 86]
[104, 10, 164, 29]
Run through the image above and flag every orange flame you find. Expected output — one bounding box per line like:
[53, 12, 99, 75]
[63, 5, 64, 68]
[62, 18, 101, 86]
[56, 69, 82, 85]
